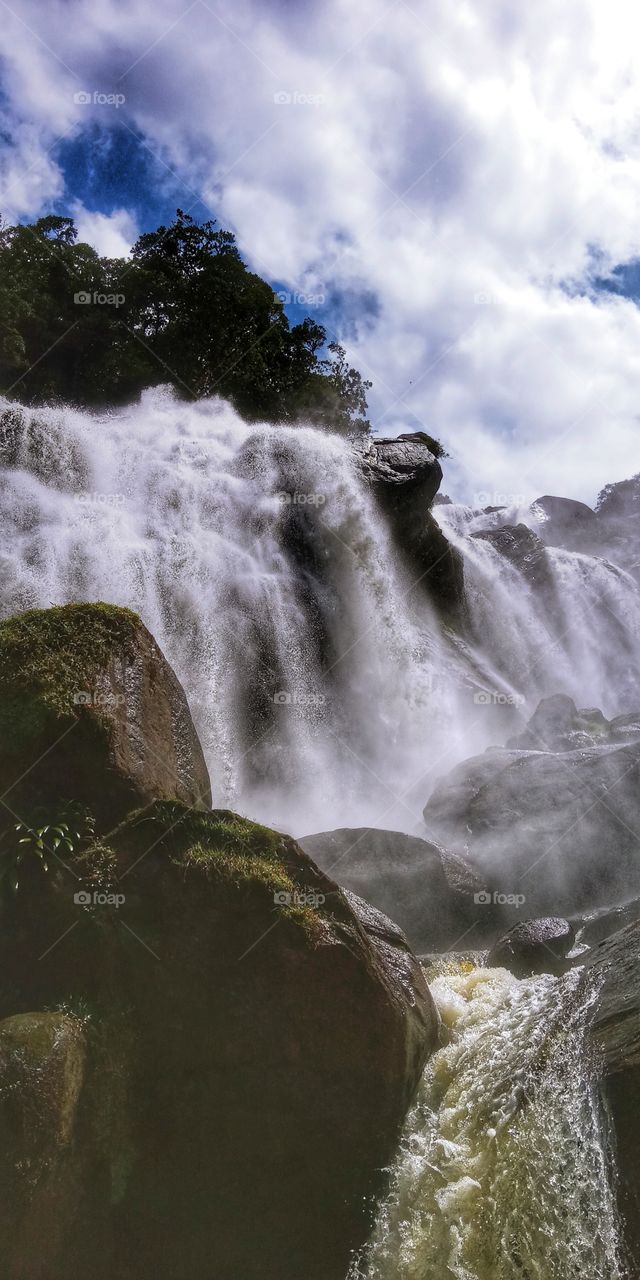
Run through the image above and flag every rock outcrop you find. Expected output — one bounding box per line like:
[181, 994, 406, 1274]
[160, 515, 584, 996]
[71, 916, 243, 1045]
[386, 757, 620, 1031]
[0, 604, 211, 832]
[0, 799, 437, 1280]
[299, 826, 506, 952]
[472, 523, 554, 592]
[486, 917, 575, 977]
[356, 433, 465, 621]
[423, 724, 640, 916]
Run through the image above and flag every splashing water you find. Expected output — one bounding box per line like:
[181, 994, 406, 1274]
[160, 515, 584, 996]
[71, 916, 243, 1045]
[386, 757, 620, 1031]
[353, 965, 623, 1280]
[1, 389, 640, 832]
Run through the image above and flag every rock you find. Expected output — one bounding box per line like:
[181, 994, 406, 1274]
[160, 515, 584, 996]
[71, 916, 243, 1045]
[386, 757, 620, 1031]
[0, 1012, 87, 1279]
[531, 494, 598, 550]
[472, 523, 554, 591]
[596, 474, 640, 520]
[0, 604, 211, 831]
[0, 802, 437, 1280]
[486, 917, 575, 977]
[299, 826, 506, 952]
[585, 919, 640, 1266]
[507, 695, 639, 752]
[423, 738, 640, 916]
[355, 435, 465, 621]
[357, 434, 443, 502]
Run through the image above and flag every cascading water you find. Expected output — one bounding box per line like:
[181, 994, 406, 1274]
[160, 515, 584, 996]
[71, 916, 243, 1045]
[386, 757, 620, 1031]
[1, 387, 640, 833]
[352, 963, 623, 1280]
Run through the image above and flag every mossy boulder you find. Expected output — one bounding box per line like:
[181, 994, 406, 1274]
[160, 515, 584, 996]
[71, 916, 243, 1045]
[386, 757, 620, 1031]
[0, 801, 437, 1280]
[0, 604, 211, 831]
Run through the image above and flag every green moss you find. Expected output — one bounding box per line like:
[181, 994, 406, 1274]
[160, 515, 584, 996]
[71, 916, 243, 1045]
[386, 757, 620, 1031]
[125, 802, 323, 935]
[0, 604, 140, 750]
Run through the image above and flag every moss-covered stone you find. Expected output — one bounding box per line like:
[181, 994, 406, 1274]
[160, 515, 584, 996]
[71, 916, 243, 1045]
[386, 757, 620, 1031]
[0, 799, 437, 1280]
[0, 604, 211, 832]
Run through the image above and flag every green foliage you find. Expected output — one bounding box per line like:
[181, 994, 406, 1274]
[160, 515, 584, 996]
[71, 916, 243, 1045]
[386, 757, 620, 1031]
[1, 801, 95, 895]
[0, 209, 371, 435]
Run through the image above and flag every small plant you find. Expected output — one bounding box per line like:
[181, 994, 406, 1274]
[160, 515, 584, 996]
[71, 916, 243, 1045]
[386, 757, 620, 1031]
[1, 802, 95, 895]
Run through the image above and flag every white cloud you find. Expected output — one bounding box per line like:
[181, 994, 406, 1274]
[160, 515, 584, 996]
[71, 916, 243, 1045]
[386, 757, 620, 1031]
[70, 204, 138, 256]
[1, 0, 640, 502]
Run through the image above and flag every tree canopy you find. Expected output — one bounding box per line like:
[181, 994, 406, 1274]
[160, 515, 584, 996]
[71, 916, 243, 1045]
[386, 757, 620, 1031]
[0, 210, 371, 434]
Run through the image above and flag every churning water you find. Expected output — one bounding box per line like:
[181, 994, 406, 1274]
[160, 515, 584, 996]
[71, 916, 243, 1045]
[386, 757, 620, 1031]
[353, 964, 623, 1280]
[1, 388, 640, 833]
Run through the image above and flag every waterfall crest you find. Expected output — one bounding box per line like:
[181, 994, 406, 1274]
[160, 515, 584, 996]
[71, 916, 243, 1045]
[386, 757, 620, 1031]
[2, 389, 640, 832]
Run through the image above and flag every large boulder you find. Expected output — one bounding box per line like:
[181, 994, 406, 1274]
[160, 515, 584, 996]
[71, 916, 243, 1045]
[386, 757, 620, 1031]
[0, 801, 437, 1280]
[0, 604, 211, 831]
[356, 434, 465, 620]
[299, 826, 506, 952]
[423, 734, 640, 916]
[486, 917, 575, 977]
[472, 523, 554, 592]
[506, 693, 613, 752]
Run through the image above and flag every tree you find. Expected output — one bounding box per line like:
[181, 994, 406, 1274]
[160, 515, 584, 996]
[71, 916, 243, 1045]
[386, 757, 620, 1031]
[0, 209, 371, 433]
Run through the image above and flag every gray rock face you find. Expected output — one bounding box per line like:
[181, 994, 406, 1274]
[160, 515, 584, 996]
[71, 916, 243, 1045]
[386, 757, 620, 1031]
[506, 693, 616, 752]
[357, 434, 443, 500]
[423, 736, 640, 916]
[299, 826, 506, 952]
[487, 917, 575, 977]
[584, 920, 640, 1268]
[355, 434, 465, 621]
[472, 523, 554, 591]
[532, 475, 640, 585]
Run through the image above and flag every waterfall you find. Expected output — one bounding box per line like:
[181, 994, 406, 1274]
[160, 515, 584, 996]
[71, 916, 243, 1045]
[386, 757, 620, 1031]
[2, 389, 640, 833]
[352, 964, 623, 1280]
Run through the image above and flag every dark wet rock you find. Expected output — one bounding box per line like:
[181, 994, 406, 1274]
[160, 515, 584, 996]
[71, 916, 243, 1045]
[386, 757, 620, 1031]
[486, 917, 575, 977]
[507, 695, 640, 752]
[0, 604, 211, 833]
[299, 826, 507, 952]
[596, 474, 640, 520]
[355, 435, 465, 621]
[531, 494, 598, 550]
[0, 1012, 87, 1279]
[423, 738, 640, 917]
[472, 523, 554, 591]
[0, 802, 437, 1280]
[586, 920, 640, 1269]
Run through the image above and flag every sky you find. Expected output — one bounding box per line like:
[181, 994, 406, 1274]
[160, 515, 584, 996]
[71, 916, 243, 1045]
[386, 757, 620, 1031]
[1, 0, 640, 505]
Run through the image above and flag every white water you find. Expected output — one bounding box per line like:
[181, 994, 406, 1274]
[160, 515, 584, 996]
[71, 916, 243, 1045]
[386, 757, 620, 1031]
[2, 389, 640, 833]
[354, 964, 623, 1280]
